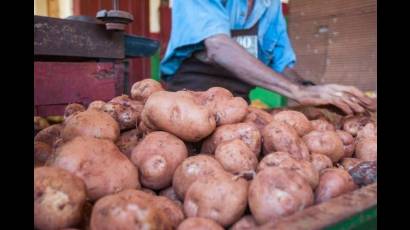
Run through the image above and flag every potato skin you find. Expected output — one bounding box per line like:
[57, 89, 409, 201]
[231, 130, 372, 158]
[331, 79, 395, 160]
[64, 103, 86, 121]
[340, 158, 363, 171]
[115, 129, 140, 158]
[90, 189, 172, 230]
[159, 186, 182, 206]
[303, 130, 344, 163]
[249, 167, 314, 224]
[258, 151, 319, 189]
[184, 173, 248, 227]
[201, 122, 261, 157]
[35, 141, 53, 167]
[172, 155, 224, 200]
[141, 91, 216, 142]
[131, 131, 188, 190]
[177, 217, 224, 230]
[34, 167, 87, 230]
[243, 107, 274, 132]
[272, 110, 313, 136]
[342, 115, 372, 136]
[49, 136, 140, 201]
[87, 100, 106, 111]
[311, 119, 335, 131]
[355, 137, 377, 161]
[262, 121, 310, 160]
[62, 110, 120, 142]
[102, 95, 144, 130]
[310, 153, 333, 173]
[199, 87, 248, 126]
[315, 168, 357, 203]
[356, 123, 377, 140]
[35, 116, 50, 132]
[35, 124, 63, 147]
[214, 139, 257, 174]
[130, 79, 164, 102]
[154, 196, 185, 228]
[336, 130, 355, 158]
[230, 215, 258, 230]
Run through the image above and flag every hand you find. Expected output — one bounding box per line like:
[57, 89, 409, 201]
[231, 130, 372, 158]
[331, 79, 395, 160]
[293, 84, 376, 115]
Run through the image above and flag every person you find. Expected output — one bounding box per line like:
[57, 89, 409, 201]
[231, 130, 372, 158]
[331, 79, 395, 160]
[160, 0, 375, 114]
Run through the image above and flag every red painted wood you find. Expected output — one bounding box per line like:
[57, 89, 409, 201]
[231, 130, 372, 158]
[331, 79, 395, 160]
[34, 62, 124, 116]
[73, 0, 152, 86]
[159, 4, 171, 57]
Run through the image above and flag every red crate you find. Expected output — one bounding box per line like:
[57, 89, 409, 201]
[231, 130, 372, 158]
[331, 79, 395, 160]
[34, 62, 125, 116]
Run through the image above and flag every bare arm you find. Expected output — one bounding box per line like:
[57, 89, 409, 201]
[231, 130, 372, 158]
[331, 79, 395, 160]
[202, 34, 302, 99]
[201, 34, 375, 114]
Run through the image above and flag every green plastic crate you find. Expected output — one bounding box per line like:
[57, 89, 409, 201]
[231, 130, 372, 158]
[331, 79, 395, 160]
[249, 87, 287, 108]
[326, 206, 377, 230]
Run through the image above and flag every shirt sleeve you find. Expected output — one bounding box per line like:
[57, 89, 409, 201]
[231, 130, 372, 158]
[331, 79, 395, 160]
[270, 3, 297, 73]
[161, 0, 231, 75]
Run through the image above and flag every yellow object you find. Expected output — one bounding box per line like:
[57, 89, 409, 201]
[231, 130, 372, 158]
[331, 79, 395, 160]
[46, 115, 64, 124]
[365, 91, 377, 98]
[250, 99, 269, 109]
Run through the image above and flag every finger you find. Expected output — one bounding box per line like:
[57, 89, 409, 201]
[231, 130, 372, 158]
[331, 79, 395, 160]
[344, 87, 374, 105]
[341, 97, 365, 113]
[332, 99, 353, 115]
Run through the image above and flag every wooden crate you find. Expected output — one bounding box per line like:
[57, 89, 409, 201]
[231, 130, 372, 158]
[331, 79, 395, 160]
[34, 62, 125, 116]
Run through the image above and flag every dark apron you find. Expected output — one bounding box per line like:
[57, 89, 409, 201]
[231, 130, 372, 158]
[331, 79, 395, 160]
[164, 23, 259, 101]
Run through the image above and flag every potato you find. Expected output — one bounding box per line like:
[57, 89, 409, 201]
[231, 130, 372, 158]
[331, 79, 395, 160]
[249, 167, 314, 224]
[131, 79, 164, 102]
[34, 167, 87, 230]
[102, 95, 144, 130]
[342, 115, 372, 136]
[243, 107, 274, 132]
[115, 129, 140, 158]
[303, 130, 344, 163]
[155, 196, 185, 227]
[64, 103, 86, 121]
[201, 122, 261, 157]
[214, 139, 257, 174]
[311, 119, 335, 131]
[355, 137, 377, 161]
[258, 151, 318, 189]
[184, 172, 248, 227]
[310, 153, 333, 173]
[272, 110, 313, 136]
[315, 168, 357, 203]
[177, 217, 224, 230]
[173, 155, 224, 200]
[137, 120, 155, 137]
[198, 87, 248, 126]
[131, 131, 188, 190]
[87, 100, 106, 111]
[35, 116, 50, 131]
[62, 110, 120, 142]
[230, 215, 258, 230]
[35, 141, 53, 167]
[336, 130, 355, 158]
[35, 124, 63, 147]
[262, 121, 310, 160]
[90, 189, 172, 230]
[48, 136, 140, 200]
[141, 188, 156, 195]
[356, 122, 377, 140]
[348, 161, 377, 186]
[340, 157, 363, 171]
[159, 186, 182, 206]
[141, 91, 216, 142]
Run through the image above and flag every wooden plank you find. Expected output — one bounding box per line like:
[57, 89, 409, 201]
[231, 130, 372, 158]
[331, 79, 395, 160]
[34, 16, 124, 60]
[34, 62, 125, 117]
[47, 0, 59, 18]
[259, 183, 377, 230]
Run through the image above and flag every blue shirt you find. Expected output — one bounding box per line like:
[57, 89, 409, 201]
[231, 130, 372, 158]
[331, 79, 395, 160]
[160, 0, 296, 80]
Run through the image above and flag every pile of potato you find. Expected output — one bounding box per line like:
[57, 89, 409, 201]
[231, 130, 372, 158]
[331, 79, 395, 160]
[34, 79, 377, 230]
